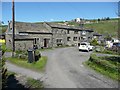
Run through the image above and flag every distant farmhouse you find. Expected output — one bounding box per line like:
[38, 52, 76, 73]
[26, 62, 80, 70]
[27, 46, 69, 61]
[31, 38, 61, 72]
[5, 21, 93, 50]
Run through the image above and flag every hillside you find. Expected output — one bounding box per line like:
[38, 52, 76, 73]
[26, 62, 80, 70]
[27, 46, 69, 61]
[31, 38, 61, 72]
[84, 20, 118, 37]
[53, 18, 118, 38]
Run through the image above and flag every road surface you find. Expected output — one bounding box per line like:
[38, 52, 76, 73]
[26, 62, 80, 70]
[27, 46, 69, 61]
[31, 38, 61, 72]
[5, 47, 119, 88]
[41, 47, 118, 88]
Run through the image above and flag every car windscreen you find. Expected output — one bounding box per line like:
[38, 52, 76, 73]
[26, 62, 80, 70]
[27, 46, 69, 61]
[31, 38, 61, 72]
[81, 43, 86, 45]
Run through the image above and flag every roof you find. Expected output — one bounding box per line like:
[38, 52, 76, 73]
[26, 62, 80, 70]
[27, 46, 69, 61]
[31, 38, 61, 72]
[45, 22, 93, 32]
[8, 21, 93, 33]
[93, 33, 102, 36]
[9, 21, 52, 33]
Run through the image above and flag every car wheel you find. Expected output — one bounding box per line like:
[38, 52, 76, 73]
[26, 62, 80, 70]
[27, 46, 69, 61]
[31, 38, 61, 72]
[87, 50, 89, 52]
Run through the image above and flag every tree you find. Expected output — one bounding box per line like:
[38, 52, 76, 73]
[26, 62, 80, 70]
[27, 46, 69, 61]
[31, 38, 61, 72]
[98, 18, 100, 22]
[90, 39, 99, 46]
[106, 17, 110, 20]
[1, 44, 8, 88]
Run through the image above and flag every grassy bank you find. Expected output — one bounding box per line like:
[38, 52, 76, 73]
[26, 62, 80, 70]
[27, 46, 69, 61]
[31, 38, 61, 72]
[5, 71, 44, 89]
[94, 46, 119, 55]
[26, 78, 44, 88]
[84, 20, 118, 37]
[7, 56, 47, 72]
[85, 54, 120, 81]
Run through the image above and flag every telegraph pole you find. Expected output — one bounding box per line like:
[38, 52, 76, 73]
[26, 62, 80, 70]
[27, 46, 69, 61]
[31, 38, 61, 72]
[12, 0, 15, 57]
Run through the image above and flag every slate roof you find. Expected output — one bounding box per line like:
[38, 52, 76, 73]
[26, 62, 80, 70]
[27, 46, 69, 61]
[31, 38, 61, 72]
[8, 21, 93, 33]
[46, 22, 93, 32]
[93, 33, 102, 36]
[9, 21, 52, 33]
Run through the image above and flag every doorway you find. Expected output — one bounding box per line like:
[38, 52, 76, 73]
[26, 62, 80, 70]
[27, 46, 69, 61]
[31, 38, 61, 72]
[44, 38, 49, 47]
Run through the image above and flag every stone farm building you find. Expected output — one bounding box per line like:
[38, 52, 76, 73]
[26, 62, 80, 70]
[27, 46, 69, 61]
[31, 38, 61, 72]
[5, 21, 94, 50]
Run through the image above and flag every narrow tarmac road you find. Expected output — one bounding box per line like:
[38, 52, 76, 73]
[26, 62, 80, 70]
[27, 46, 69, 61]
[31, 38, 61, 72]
[41, 47, 118, 88]
[5, 47, 119, 88]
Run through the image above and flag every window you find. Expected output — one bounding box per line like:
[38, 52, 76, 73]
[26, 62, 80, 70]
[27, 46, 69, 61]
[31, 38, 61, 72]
[74, 30, 78, 34]
[81, 31, 86, 35]
[67, 30, 70, 34]
[67, 37, 71, 41]
[55, 30, 58, 33]
[73, 37, 77, 41]
[56, 39, 62, 43]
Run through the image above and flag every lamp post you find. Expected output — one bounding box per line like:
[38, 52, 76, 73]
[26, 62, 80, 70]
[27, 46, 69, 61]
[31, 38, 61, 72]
[12, 0, 15, 57]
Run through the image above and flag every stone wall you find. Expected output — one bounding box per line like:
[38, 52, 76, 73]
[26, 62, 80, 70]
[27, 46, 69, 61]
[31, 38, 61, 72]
[15, 40, 34, 51]
[52, 28, 67, 47]
[28, 34, 52, 48]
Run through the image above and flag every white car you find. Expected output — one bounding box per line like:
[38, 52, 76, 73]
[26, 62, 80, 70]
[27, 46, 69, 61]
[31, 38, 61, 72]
[79, 42, 93, 52]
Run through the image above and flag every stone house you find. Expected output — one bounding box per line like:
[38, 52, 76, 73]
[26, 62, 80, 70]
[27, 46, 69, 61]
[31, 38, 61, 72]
[5, 21, 93, 50]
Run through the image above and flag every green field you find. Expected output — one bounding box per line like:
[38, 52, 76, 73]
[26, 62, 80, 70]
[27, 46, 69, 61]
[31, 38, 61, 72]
[55, 18, 118, 37]
[84, 20, 118, 37]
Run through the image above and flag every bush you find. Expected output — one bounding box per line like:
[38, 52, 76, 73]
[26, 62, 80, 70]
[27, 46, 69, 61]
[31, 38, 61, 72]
[1, 57, 8, 88]
[1, 44, 7, 55]
[35, 50, 41, 61]
[16, 50, 28, 55]
[19, 54, 28, 60]
[90, 39, 99, 46]
[15, 50, 28, 59]
[95, 46, 104, 52]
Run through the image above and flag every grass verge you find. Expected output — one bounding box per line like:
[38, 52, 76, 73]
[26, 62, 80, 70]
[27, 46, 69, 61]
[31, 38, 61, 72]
[94, 46, 119, 55]
[6, 72, 44, 89]
[7, 56, 47, 72]
[84, 54, 120, 81]
[26, 78, 44, 88]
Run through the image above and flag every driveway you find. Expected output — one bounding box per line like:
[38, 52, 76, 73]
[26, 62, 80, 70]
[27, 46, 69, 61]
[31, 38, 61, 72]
[41, 47, 118, 88]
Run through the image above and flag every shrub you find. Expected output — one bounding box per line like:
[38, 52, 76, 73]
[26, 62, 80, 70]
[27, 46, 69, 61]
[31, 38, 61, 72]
[1, 57, 8, 88]
[35, 50, 41, 61]
[18, 54, 28, 60]
[90, 39, 99, 46]
[1, 44, 7, 55]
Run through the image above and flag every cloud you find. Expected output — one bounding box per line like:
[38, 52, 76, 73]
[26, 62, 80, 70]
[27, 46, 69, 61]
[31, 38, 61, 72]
[50, 19, 54, 21]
